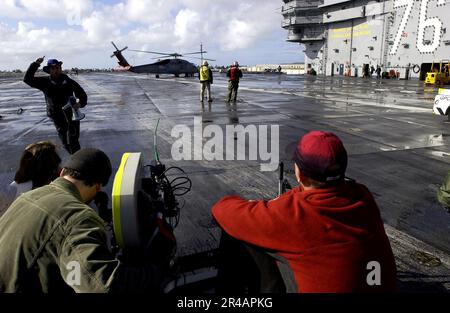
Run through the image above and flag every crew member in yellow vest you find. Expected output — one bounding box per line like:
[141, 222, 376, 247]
[199, 60, 213, 102]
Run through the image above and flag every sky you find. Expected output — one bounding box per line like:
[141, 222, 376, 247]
[0, 0, 305, 71]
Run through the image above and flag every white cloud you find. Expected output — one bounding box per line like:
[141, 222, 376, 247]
[20, 0, 63, 18]
[174, 9, 203, 47]
[128, 22, 175, 47]
[221, 19, 254, 51]
[0, 0, 94, 22]
[124, 0, 179, 24]
[0, 0, 301, 70]
[173, 0, 280, 52]
[64, 0, 94, 26]
[82, 11, 121, 43]
[0, 21, 97, 69]
[0, 0, 27, 19]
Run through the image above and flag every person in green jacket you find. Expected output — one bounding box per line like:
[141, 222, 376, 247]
[438, 170, 450, 212]
[0, 148, 162, 293]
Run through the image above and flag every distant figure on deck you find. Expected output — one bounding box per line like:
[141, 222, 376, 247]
[212, 131, 397, 293]
[363, 64, 370, 78]
[370, 65, 375, 77]
[199, 60, 213, 103]
[23, 57, 87, 154]
[227, 61, 243, 103]
[376, 65, 382, 79]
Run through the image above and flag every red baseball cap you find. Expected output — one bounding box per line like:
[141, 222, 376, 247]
[293, 131, 347, 183]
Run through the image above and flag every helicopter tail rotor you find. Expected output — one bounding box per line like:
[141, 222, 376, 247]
[111, 41, 131, 68]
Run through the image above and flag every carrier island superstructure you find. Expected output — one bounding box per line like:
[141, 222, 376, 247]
[281, 0, 450, 79]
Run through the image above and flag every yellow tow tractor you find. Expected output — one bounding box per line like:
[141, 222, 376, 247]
[425, 60, 450, 85]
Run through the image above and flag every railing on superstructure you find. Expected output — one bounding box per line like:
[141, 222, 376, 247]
[281, 0, 324, 14]
[287, 29, 326, 42]
[282, 15, 323, 27]
[281, 0, 325, 43]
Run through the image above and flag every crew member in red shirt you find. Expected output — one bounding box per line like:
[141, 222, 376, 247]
[226, 61, 243, 103]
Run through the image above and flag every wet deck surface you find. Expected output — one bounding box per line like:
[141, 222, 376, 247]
[0, 72, 449, 291]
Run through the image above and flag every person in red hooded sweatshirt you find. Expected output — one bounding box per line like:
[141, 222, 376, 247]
[211, 131, 397, 293]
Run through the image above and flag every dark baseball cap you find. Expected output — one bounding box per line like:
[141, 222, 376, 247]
[43, 59, 63, 73]
[63, 148, 112, 186]
[293, 131, 347, 183]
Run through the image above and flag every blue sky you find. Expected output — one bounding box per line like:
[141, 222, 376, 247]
[0, 0, 304, 70]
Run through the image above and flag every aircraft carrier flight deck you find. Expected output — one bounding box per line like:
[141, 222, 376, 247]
[0, 72, 449, 292]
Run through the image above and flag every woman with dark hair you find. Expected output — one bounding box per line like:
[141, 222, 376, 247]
[1, 141, 61, 214]
[14, 141, 62, 188]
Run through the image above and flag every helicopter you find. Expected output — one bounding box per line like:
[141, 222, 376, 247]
[110, 42, 215, 78]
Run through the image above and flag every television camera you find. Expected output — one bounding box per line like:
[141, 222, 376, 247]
[95, 121, 295, 292]
[96, 120, 221, 292]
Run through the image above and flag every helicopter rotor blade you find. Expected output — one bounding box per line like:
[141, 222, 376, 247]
[182, 51, 206, 56]
[151, 55, 180, 59]
[129, 49, 175, 56]
[151, 54, 184, 59]
[111, 42, 128, 58]
[185, 56, 216, 62]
